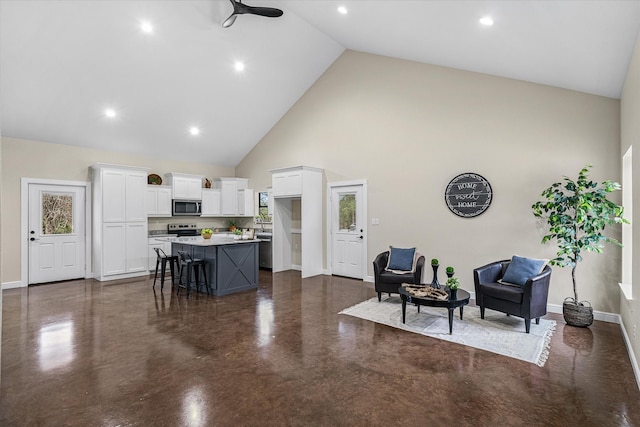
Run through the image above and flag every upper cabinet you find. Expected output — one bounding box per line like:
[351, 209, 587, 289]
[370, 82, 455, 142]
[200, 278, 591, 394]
[98, 166, 147, 222]
[201, 188, 222, 217]
[165, 173, 203, 200]
[146, 185, 172, 217]
[212, 178, 251, 216]
[271, 166, 321, 198]
[237, 189, 255, 217]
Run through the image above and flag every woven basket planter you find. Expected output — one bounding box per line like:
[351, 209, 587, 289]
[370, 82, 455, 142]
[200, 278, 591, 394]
[562, 297, 593, 327]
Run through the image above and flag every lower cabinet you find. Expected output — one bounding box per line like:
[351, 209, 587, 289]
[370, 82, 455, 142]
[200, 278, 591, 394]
[102, 222, 148, 277]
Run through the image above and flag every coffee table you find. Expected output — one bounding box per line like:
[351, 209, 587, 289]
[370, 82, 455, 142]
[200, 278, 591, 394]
[398, 286, 470, 334]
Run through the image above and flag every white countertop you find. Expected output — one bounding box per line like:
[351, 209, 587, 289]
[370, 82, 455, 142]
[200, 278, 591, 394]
[157, 236, 260, 246]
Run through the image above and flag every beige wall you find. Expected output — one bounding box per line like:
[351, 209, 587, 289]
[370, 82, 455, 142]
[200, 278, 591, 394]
[621, 31, 640, 378]
[1, 137, 236, 284]
[237, 50, 622, 313]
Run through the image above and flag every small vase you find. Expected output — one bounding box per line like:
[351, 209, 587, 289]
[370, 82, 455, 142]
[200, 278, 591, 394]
[431, 264, 440, 288]
[449, 288, 457, 300]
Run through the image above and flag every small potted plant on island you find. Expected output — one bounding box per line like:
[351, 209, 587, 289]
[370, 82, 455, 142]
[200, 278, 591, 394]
[201, 228, 213, 239]
[446, 277, 460, 299]
[431, 259, 440, 288]
[446, 266, 455, 278]
[232, 228, 243, 240]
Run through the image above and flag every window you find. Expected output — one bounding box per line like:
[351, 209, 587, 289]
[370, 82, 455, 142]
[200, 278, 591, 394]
[258, 192, 269, 219]
[41, 192, 74, 235]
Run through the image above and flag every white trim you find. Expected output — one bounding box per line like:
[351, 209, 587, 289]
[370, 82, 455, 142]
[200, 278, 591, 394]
[2, 281, 24, 290]
[21, 178, 92, 286]
[364, 275, 374, 283]
[291, 264, 302, 272]
[547, 303, 620, 324]
[619, 282, 633, 301]
[326, 180, 368, 279]
[620, 317, 640, 391]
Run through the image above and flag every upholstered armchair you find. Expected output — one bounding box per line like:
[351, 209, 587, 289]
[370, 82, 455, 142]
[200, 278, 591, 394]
[373, 251, 425, 302]
[473, 259, 552, 333]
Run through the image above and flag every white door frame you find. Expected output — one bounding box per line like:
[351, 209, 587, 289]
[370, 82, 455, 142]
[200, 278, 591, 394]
[326, 180, 368, 279]
[21, 178, 92, 287]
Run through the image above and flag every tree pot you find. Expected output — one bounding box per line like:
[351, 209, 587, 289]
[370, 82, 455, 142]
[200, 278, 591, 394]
[562, 297, 593, 327]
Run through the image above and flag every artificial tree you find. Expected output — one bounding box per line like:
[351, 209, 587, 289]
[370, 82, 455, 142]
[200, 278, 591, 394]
[532, 165, 627, 326]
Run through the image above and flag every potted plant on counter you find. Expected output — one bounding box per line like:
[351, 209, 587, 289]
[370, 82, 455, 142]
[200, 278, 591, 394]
[532, 165, 628, 328]
[228, 220, 237, 232]
[232, 228, 243, 240]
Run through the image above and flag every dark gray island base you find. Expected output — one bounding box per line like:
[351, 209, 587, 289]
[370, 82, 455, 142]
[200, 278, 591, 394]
[172, 240, 259, 296]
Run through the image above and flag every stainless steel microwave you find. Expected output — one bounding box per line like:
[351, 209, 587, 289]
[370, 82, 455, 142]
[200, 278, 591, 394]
[172, 199, 201, 216]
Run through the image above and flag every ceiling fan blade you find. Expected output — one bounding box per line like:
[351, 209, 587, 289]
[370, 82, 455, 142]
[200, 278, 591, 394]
[244, 5, 284, 18]
[222, 0, 283, 28]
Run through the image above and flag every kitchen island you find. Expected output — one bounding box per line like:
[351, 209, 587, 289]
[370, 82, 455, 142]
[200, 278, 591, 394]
[168, 237, 259, 296]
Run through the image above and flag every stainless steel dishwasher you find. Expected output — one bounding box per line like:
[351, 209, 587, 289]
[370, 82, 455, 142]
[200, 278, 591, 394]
[256, 232, 272, 270]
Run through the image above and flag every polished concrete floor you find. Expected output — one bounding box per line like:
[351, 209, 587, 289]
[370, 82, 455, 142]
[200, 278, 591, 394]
[1, 270, 639, 426]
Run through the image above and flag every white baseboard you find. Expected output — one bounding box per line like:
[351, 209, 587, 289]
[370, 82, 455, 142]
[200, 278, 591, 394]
[364, 275, 374, 283]
[291, 264, 302, 271]
[620, 317, 640, 391]
[547, 303, 619, 324]
[2, 280, 25, 290]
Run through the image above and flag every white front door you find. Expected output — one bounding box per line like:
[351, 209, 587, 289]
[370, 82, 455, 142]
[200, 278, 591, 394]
[331, 185, 364, 279]
[28, 184, 86, 284]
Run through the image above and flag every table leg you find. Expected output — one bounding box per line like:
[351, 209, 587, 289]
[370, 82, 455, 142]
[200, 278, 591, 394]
[402, 298, 406, 324]
[459, 305, 464, 320]
[448, 308, 454, 334]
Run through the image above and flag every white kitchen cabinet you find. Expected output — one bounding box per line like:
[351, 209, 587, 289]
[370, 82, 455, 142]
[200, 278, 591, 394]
[213, 178, 250, 216]
[91, 163, 150, 282]
[201, 188, 221, 216]
[165, 172, 203, 200]
[272, 169, 303, 197]
[270, 166, 323, 278]
[237, 189, 255, 217]
[101, 168, 147, 222]
[146, 185, 172, 217]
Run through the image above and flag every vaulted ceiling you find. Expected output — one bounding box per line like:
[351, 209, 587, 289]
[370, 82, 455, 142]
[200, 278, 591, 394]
[2, 1, 639, 166]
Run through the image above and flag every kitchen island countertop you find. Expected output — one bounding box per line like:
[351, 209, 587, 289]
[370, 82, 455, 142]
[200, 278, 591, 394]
[156, 236, 261, 246]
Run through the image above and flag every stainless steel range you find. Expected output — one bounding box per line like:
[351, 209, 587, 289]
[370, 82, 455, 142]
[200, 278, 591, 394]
[168, 224, 199, 237]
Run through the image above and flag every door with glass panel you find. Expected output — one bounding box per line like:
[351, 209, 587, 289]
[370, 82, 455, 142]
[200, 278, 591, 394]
[331, 185, 364, 279]
[28, 184, 86, 284]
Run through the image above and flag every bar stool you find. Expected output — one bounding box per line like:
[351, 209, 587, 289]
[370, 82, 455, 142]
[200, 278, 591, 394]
[176, 251, 209, 297]
[152, 248, 180, 292]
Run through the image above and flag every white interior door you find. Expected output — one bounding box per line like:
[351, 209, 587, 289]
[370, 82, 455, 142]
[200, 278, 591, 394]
[28, 184, 86, 284]
[331, 185, 364, 279]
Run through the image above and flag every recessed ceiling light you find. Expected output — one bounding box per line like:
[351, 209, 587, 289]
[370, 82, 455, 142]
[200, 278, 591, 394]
[189, 127, 200, 136]
[104, 108, 117, 118]
[140, 20, 154, 34]
[479, 16, 494, 26]
[337, 6, 348, 15]
[234, 61, 245, 72]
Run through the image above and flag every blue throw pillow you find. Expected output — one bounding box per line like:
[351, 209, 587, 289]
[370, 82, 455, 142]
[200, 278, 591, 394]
[387, 247, 416, 271]
[501, 255, 547, 286]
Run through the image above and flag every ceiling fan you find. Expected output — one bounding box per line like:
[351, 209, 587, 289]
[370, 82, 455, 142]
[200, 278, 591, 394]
[222, 0, 284, 28]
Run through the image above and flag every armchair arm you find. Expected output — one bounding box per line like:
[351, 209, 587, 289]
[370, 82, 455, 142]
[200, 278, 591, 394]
[522, 265, 552, 297]
[413, 255, 426, 284]
[373, 252, 389, 281]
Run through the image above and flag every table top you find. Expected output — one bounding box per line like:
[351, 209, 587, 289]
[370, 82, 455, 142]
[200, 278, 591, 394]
[399, 286, 470, 308]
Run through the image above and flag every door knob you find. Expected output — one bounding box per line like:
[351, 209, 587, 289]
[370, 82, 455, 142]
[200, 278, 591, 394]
[359, 236, 363, 239]
[30, 237, 39, 241]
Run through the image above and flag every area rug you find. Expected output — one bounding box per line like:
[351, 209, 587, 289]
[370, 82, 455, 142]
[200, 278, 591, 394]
[339, 296, 555, 366]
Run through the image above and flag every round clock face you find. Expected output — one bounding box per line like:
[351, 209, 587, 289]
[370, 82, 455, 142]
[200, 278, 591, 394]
[444, 173, 493, 218]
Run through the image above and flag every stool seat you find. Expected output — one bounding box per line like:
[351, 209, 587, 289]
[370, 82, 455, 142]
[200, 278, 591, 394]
[176, 251, 210, 297]
[153, 247, 179, 292]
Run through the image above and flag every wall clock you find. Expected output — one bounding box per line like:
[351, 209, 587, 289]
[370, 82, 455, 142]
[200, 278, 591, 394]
[444, 173, 493, 218]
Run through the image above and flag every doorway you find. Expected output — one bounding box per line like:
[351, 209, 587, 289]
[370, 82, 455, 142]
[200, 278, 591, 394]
[328, 181, 367, 279]
[23, 180, 90, 285]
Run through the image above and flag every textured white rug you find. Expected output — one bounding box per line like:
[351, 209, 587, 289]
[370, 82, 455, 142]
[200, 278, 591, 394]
[339, 296, 556, 366]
